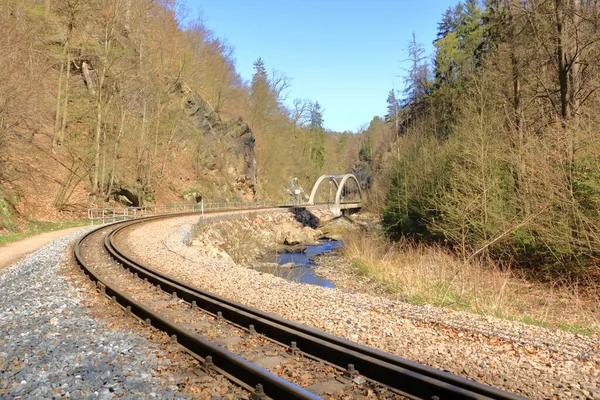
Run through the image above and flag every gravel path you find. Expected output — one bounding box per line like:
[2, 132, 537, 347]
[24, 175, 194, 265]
[125, 214, 600, 399]
[0, 228, 187, 399]
[0, 226, 84, 271]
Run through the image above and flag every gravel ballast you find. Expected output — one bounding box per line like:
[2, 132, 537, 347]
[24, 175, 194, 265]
[0, 229, 186, 399]
[125, 214, 600, 399]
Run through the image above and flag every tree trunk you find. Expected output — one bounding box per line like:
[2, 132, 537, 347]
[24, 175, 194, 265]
[81, 61, 96, 95]
[154, 105, 163, 157]
[53, 45, 65, 148]
[100, 119, 107, 196]
[555, 0, 570, 122]
[508, 0, 524, 210]
[93, 61, 107, 194]
[567, 0, 581, 201]
[93, 11, 115, 194]
[59, 46, 71, 144]
[160, 116, 181, 177]
[107, 110, 126, 199]
[394, 93, 399, 139]
[142, 102, 147, 143]
[53, 12, 76, 149]
[508, 0, 522, 134]
[93, 95, 102, 193]
[569, 0, 581, 122]
[125, 0, 131, 32]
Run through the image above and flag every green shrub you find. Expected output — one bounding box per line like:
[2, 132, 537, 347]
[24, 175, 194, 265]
[0, 192, 18, 232]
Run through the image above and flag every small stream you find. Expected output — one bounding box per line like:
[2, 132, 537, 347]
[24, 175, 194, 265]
[253, 240, 343, 288]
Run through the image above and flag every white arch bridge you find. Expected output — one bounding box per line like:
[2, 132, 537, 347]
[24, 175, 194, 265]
[307, 174, 362, 216]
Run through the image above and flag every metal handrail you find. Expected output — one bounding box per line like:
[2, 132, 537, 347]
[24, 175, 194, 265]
[87, 198, 362, 225]
[87, 200, 310, 225]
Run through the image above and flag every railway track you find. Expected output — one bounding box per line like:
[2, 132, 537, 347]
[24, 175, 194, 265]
[73, 209, 526, 400]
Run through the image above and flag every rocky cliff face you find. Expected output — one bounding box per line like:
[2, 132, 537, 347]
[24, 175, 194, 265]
[186, 93, 257, 200]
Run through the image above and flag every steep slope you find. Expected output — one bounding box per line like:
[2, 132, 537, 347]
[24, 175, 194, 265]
[0, 1, 259, 232]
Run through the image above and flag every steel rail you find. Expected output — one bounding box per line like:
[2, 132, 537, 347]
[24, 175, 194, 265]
[73, 214, 320, 400]
[105, 214, 526, 400]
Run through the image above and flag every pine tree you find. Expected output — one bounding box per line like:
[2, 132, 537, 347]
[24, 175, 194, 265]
[309, 101, 324, 130]
[249, 57, 272, 127]
[251, 57, 268, 94]
[308, 102, 325, 171]
[385, 89, 400, 134]
[403, 33, 430, 111]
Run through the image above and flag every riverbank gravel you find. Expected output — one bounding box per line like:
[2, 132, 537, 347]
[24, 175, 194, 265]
[0, 229, 187, 399]
[125, 214, 600, 399]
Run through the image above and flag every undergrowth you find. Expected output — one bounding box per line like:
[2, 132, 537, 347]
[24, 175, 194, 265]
[343, 231, 600, 336]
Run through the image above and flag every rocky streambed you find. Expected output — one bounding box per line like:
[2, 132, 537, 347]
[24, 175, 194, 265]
[189, 208, 360, 287]
[253, 239, 344, 288]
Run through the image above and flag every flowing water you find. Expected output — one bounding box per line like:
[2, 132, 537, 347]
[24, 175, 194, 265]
[253, 240, 343, 288]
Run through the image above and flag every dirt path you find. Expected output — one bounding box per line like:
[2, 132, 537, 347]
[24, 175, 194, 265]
[0, 227, 86, 271]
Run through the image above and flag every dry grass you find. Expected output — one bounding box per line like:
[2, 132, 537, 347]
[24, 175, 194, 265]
[343, 231, 600, 335]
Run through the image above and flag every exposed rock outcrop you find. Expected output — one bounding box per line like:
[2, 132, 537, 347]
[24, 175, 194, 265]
[185, 93, 257, 200]
[291, 207, 320, 229]
[319, 216, 360, 241]
[114, 184, 154, 207]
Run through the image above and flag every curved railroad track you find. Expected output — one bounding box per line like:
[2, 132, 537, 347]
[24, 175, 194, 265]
[73, 209, 526, 400]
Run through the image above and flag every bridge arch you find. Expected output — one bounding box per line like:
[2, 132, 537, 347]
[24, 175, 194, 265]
[334, 174, 361, 205]
[308, 174, 362, 206]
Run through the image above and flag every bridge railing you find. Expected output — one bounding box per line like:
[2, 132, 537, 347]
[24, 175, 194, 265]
[87, 200, 314, 225]
[88, 203, 199, 225]
[87, 197, 363, 225]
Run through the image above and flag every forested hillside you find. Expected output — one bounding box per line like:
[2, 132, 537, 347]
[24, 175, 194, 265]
[373, 0, 600, 277]
[0, 0, 359, 232]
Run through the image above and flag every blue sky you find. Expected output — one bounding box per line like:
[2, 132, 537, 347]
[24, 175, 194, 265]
[181, 0, 458, 132]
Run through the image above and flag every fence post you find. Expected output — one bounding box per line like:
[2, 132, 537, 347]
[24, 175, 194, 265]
[201, 199, 204, 216]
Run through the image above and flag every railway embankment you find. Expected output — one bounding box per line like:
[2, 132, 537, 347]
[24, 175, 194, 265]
[187, 207, 354, 266]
